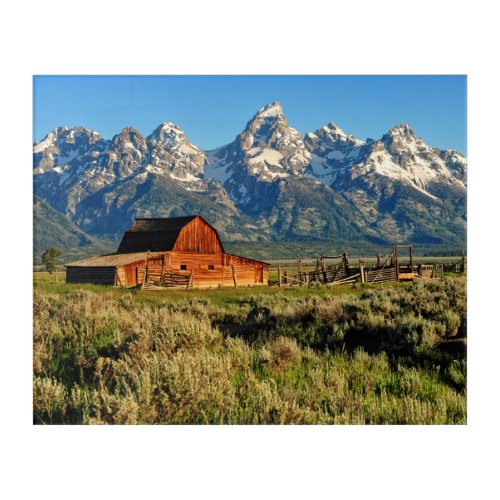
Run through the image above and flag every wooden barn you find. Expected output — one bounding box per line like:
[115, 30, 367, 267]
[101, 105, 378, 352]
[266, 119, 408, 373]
[65, 216, 269, 289]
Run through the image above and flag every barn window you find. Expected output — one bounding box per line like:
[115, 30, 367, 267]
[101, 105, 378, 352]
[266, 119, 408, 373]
[208, 264, 214, 270]
[180, 264, 187, 270]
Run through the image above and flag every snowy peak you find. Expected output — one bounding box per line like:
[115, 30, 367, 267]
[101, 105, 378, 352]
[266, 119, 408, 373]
[305, 121, 364, 182]
[32, 107, 467, 249]
[304, 117, 467, 199]
[237, 102, 310, 176]
[255, 101, 283, 118]
[351, 124, 467, 196]
[386, 123, 415, 138]
[148, 122, 202, 156]
[311, 121, 364, 147]
[33, 126, 104, 174]
[102, 128, 147, 178]
[111, 127, 147, 152]
[204, 102, 312, 209]
[382, 123, 419, 152]
[149, 122, 188, 147]
[33, 120, 209, 217]
[146, 121, 206, 181]
[321, 121, 347, 138]
[34, 125, 101, 154]
[241, 101, 291, 149]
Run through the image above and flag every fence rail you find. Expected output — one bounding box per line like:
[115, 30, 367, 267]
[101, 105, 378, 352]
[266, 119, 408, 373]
[275, 247, 464, 288]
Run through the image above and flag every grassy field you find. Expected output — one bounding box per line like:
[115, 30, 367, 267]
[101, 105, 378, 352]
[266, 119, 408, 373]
[33, 272, 466, 424]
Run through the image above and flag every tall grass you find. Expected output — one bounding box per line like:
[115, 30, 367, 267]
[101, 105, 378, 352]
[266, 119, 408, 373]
[33, 279, 466, 424]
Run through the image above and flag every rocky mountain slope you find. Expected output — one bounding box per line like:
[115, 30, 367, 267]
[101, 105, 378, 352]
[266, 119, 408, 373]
[33, 195, 114, 262]
[303, 121, 467, 244]
[33, 102, 467, 249]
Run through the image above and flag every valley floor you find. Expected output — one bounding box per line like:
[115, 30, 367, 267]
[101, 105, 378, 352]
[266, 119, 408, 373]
[33, 273, 466, 424]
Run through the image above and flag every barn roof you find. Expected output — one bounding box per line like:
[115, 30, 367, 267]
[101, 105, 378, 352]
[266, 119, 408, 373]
[65, 252, 166, 268]
[117, 215, 221, 253]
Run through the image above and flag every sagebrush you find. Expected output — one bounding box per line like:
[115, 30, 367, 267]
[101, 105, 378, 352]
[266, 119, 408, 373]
[33, 278, 466, 424]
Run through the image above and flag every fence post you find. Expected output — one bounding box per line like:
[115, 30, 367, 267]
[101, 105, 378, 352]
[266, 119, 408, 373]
[231, 265, 237, 289]
[359, 260, 365, 284]
[142, 251, 150, 287]
[278, 266, 282, 288]
[393, 246, 399, 282]
[297, 254, 302, 274]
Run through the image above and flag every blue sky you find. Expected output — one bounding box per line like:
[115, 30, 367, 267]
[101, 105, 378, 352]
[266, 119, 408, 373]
[33, 75, 467, 154]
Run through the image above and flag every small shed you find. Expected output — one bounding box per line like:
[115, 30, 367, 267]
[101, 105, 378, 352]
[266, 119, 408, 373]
[65, 215, 269, 288]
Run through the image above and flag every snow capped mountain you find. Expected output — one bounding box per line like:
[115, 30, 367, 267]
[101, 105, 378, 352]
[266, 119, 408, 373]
[33, 126, 104, 174]
[33, 120, 255, 240]
[33, 101, 467, 247]
[304, 120, 467, 200]
[438, 149, 467, 186]
[107, 127, 147, 178]
[205, 101, 311, 209]
[146, 122, 206, 181]
[346, 123, 467, 197]
[238, 101, 310, 177]
[34, 127, 149, 215]
[304, 121, 365, 183]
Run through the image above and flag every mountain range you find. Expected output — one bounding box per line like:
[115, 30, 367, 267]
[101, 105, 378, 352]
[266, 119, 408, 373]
[33, 102, 467, 258]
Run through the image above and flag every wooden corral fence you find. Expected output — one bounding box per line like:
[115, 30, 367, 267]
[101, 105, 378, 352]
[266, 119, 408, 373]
[137, 251, 197, 290]
[139, 253, 252, 290]
[278, 253, 359, 287]
[136, 245, 464, 290]
[442, 251, 467, 273]
[274, 245, 464, 288]
[356, 245, 449, 284]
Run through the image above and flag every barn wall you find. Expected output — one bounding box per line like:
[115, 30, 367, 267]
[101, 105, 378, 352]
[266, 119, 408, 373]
[117, 264, 145, 287]
[66, 266, 116, 285]
[116, 267, 127, 286]
[170, 252, 223, 269]
[136, 256, 165, 285]
[170, 252, 226, 288]
[87, 251, 268, 288]
[117, 257, 164, 286]
[188, 264, 263, 288]
[132, 251, 269, 288]
[224, 254, 268, 285]
[173, 217, 223, 253]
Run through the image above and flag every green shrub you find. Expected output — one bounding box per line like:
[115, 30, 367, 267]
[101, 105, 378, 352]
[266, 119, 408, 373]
[33, 278, 466, 424]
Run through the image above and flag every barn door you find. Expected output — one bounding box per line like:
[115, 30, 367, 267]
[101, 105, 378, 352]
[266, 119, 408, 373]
[125, 267, 137, 286]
